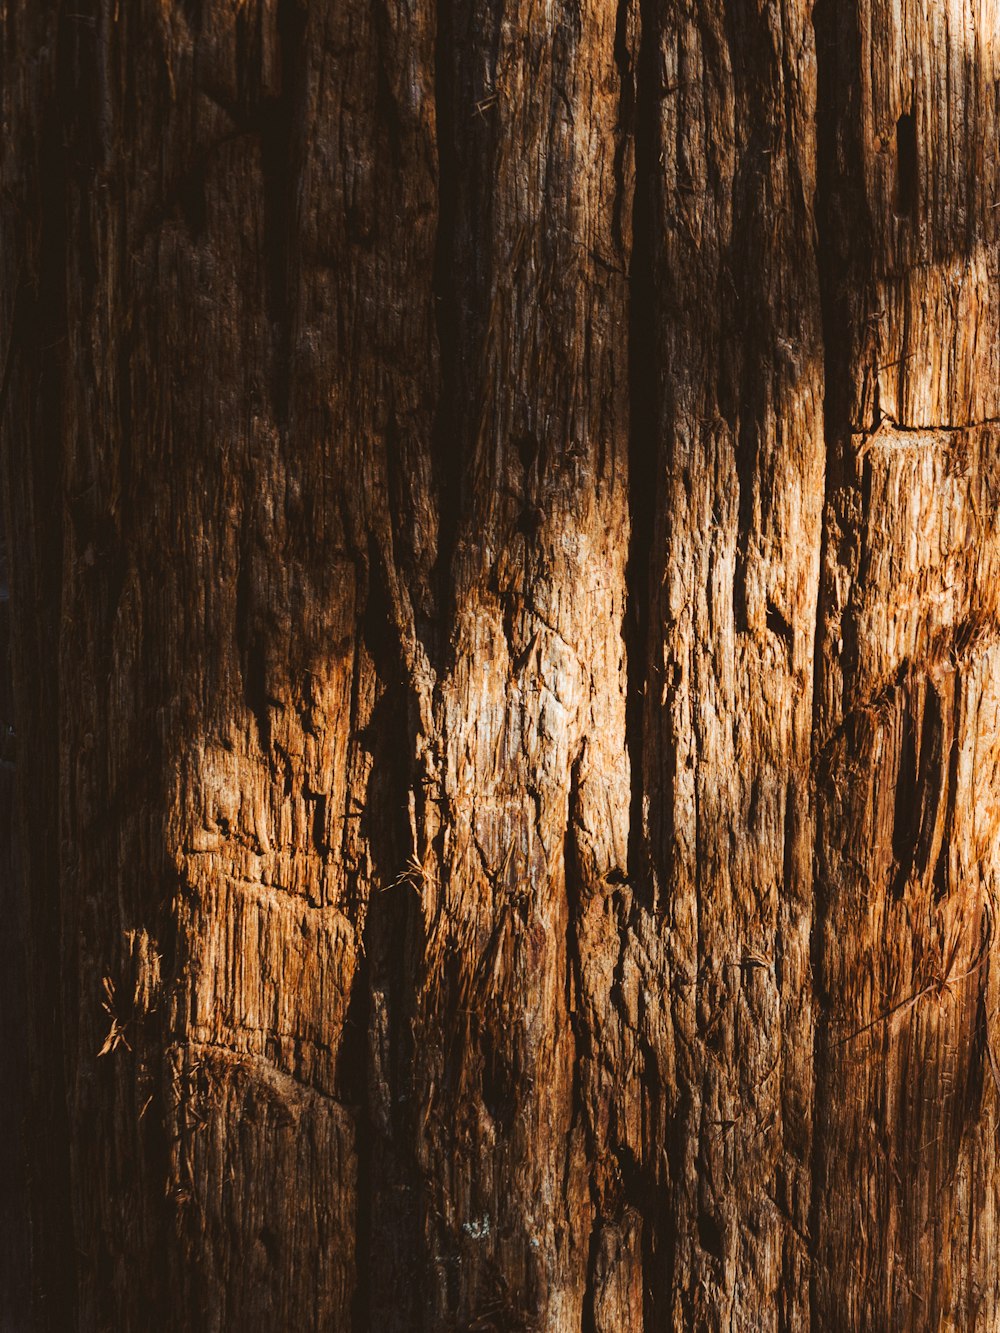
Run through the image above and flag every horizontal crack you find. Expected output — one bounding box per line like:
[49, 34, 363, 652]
[854, 412, 1000, 440]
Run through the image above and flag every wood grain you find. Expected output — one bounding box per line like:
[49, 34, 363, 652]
[2, 1, 999, 1329]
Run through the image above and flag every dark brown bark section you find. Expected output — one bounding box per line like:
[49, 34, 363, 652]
[0, 10, 77, 1326]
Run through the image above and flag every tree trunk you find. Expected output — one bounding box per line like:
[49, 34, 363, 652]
[2, 1, 999, 1329]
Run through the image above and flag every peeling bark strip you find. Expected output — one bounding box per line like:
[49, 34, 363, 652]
[2, 2, 1000, 1331]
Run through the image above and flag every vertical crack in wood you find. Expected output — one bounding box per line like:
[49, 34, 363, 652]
[808, 7, 834, 1320]
[428, 0, 461, 674]
[258, 0, 305, 426]
[624, 0, 660, 919]
[807, 0, 859, 1317]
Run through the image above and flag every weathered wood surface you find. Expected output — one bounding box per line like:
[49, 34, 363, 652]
[1, 1, 999, 1330]
[813, 2, 1000, 1327]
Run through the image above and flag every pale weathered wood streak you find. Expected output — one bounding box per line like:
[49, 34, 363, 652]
[3, 1, 1000, 1331]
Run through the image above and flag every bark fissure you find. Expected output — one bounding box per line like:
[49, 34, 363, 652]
[427, 0, 460, 673]
[624, 0, 659, 914]
[807, 3, 852, 1313]
[258, 0, 305, 425]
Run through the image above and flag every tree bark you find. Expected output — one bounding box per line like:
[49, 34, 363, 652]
[2, 1, 999, 1330]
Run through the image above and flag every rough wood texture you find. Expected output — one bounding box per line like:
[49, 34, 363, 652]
[813, 1, 1000, 1327]
[2, 1, 999, 1330]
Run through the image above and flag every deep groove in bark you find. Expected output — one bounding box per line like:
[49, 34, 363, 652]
[622, 0, 683, 1321]
[808, 0, 864, 1319]
[358, 564, 425, 1331]
[259, 0, 306, 425]
[344, 945, 372, 1333]
[807, 5, 836, 1318]
[565, 752, 599, 1332]
[429, 0, 461, 673]
[623, 0, 658, 914]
